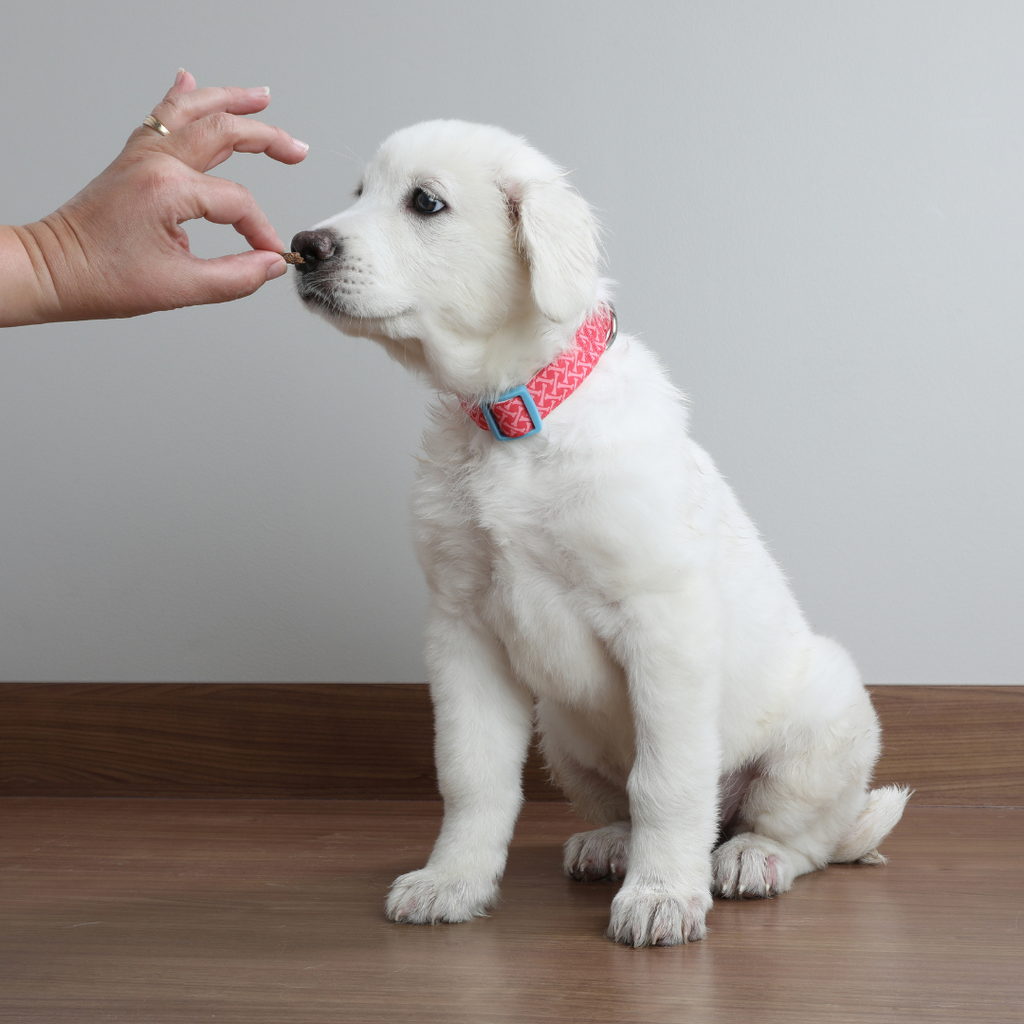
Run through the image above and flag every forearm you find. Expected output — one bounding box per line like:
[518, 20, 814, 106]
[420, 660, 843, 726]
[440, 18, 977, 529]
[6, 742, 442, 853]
[0, 222, 62, 327]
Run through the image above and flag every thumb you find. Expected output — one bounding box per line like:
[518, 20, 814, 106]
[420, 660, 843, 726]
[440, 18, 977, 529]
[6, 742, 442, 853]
[188, 250, 289, 305]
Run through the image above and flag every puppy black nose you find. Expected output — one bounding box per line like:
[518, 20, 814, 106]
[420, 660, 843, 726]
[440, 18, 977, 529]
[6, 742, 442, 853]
[290, 229, 338, 269]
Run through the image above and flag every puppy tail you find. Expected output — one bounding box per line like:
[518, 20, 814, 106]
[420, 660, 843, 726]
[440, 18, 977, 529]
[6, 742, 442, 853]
[831, 785, 912, 865]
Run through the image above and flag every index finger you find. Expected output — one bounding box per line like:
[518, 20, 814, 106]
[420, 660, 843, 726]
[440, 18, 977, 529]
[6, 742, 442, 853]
[188, 173, 284, 254]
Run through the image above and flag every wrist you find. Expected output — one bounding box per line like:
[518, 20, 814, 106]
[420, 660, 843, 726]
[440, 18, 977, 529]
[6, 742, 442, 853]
[0, 221, 64, 327]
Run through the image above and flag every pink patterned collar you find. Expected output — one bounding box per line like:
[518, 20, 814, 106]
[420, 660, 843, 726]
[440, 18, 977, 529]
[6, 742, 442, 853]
[462, 306, 617, 440]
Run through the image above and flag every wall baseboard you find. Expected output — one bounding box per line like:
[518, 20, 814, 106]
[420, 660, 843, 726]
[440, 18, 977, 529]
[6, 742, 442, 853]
[0, 683, 1020, 805]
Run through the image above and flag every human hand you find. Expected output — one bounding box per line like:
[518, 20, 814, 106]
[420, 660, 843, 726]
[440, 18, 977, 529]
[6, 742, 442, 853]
[3, 69, 307, 325]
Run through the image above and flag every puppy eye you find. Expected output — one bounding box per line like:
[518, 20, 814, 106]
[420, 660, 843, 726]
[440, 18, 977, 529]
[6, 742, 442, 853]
[411, 187, 446, 215]
[354, 183, 363, 198]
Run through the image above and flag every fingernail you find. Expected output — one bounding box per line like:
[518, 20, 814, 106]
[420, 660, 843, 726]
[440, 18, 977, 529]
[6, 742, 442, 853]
[174, 68, 186, 87]
[293, 139, 310, 155]
[247, 86, 271, 98]
[266, 258, 288, 281]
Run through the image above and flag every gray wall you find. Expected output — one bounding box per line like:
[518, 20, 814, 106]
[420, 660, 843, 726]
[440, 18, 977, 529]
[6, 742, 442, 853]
[1, 2, 1021, 684]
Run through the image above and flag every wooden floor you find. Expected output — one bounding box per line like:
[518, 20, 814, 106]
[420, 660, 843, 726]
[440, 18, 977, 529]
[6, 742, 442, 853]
[1, 799, 1022, 1023]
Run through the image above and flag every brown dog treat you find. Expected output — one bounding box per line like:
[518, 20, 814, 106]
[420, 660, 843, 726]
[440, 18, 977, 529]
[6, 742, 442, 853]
[281, 252, 306, 265]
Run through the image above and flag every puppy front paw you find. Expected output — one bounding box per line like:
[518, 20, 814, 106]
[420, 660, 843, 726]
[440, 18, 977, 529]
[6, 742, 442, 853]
[563, 822, 631, 880]
[385, 867, 498, 925]
[607, 883, 712, 947]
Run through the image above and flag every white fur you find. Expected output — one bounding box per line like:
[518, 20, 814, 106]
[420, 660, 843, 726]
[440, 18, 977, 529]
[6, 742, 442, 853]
[295, 119, 909, 947]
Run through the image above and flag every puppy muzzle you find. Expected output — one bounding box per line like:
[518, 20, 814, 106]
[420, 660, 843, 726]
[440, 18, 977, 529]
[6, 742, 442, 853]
[289, 229, 340, 272]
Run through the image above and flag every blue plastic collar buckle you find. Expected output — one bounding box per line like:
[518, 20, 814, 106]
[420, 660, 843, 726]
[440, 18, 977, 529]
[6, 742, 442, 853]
[480, 385, 543, 441]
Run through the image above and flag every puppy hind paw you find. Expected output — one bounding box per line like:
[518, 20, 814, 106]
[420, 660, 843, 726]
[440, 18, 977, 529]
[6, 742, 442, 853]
[607, 884, 711, 947]
[385, 867, 498, 925]
[712, 833, 792, 899]
[563, 822, 631, 881]
[856, 847, 888, 866]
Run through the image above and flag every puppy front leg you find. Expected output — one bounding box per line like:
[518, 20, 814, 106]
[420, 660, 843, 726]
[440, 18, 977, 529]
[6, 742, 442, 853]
[607, 595, 721, 947]
[386, 613, 533, 925]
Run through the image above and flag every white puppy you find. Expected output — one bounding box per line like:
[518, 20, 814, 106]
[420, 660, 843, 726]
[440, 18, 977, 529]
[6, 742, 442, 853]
[292, 120, 908, 947]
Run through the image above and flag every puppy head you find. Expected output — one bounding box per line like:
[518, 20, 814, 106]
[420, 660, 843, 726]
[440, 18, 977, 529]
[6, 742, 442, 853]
[292, 120, 601, 391]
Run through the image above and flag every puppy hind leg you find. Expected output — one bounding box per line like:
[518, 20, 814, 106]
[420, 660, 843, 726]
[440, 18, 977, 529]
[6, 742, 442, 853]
[715, 639, 899, 899]
[543, 741, 630, 824]
[713, 764, 862, 899]
[554, 770, 633, 882]
[716, 770, 908, 896]
[714, 756, 875, 898]
[537, 701, 635, 882]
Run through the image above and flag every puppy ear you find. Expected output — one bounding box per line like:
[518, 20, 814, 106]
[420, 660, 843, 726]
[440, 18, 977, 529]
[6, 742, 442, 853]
[504, 176, 600, 324]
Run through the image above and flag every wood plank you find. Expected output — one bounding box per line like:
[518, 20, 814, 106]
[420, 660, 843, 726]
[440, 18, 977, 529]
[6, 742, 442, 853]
[0, 683, 1021, 804]
[0, 798, 1021, 1022]
[869, 685, 1024, 805]
[0, 683, 441, 799]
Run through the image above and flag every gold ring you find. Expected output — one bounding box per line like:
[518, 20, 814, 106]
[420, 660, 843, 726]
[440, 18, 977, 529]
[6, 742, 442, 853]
[142, 114, 171, 137]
